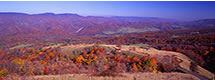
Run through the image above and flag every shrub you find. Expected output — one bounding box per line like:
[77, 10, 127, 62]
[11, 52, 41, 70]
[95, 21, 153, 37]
[0, 68, 8, 77]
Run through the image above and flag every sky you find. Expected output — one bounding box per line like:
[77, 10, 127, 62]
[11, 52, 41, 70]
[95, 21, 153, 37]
[0, 1, 215, 21]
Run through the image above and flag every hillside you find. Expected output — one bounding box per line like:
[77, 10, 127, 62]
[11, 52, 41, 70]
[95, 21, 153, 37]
[3, 44, 214, 80]
[0, 12, 215, 80]
[0, 12, 215, 37]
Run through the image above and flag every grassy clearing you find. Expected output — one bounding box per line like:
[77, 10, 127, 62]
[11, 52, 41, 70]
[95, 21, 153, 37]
[120, 51, 141, 57]
[17, 72, 199, 80]
[9, 44, 32, 50]
[42, 43, 63, 50]
[60, 44, 95, 56]
[60, 44, 142, 57]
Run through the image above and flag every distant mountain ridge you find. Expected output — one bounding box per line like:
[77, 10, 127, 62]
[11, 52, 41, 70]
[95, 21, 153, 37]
[0, 12, 214, 38]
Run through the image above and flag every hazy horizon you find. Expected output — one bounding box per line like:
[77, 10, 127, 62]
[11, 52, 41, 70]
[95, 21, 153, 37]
[0, 1, 215, 21]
